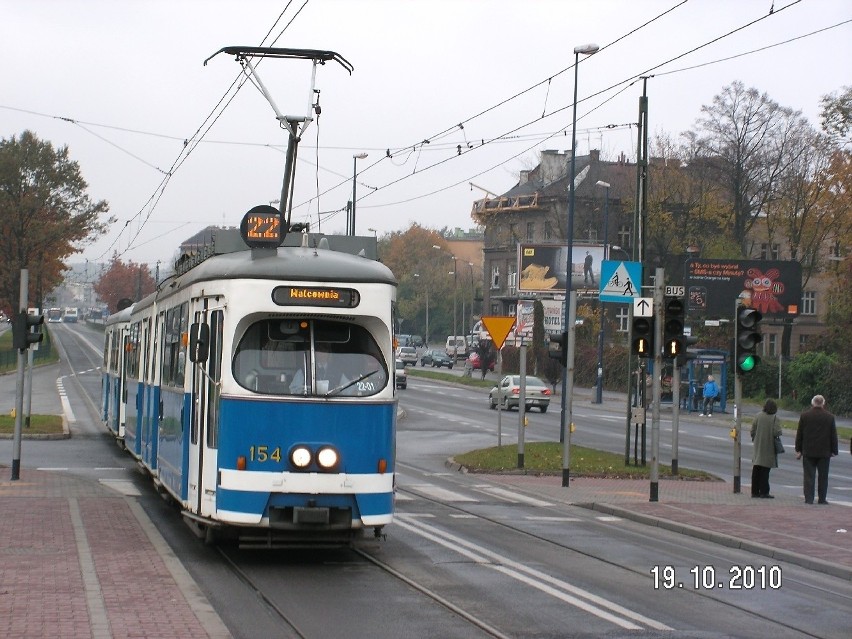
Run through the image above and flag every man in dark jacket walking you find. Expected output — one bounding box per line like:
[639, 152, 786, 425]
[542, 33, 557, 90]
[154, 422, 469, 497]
[794, 394, 839, 504]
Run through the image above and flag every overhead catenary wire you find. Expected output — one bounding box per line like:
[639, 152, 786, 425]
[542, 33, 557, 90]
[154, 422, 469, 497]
[6, 0, 840, 263]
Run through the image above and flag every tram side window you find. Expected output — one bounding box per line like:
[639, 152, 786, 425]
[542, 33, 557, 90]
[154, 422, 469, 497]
[233, 319, 388, 397]
[127, 321, 141, 379]
[161, 303, 189, 388]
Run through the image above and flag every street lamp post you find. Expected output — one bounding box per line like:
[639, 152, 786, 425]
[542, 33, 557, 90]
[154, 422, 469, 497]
[466, 262, 475, 333]
[350, 153, 368, 235]
[451, 257, 458, 359]
[414, 273, 430, 346]
[432, 245, 458, 358]
[594, 180, 610, 404]
[560, 42, 599, 486]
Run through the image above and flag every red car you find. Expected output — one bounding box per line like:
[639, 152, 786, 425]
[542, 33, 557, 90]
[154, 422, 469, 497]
[468, 351, 495, 371]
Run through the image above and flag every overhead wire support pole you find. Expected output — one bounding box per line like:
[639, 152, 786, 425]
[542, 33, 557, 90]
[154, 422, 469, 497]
[626, 76, 649, 465]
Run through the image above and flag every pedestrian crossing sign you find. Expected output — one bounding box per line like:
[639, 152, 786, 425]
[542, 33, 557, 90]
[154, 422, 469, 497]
[599, 260, 642, 303]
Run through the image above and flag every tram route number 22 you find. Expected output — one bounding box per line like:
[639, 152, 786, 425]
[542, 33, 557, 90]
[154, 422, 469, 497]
[249, 446, 282, 463]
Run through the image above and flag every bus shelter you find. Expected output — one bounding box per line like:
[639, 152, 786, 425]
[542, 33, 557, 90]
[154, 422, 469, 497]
[683, 349, 729, 414]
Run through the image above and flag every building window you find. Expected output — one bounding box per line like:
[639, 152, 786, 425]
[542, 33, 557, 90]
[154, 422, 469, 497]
[618, 225, 631, 250]
[509, 223, 518, 242]
[760, 243, 780, 260]
[526, 222, 535, 241]
[801, 291, 816, 315]
[767, 333, 777, 358]
[508, 303, 516, 317]
[616, 306, 629, 333]
[544, 221, 553, 241]
[508, 266, 517, 296]
[829, 241, 841, 259]
[491, 265, 500, 290]
[799, 334, 809, 351]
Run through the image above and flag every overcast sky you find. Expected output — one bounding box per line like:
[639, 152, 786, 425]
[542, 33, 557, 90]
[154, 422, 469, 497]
[4, 0, 850, 268]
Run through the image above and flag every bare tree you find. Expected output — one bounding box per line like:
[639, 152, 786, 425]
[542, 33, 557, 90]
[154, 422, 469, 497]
[687, 82, 802, 257]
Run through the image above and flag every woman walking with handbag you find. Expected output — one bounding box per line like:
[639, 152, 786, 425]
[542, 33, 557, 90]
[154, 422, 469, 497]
[750, 398, 783, 498]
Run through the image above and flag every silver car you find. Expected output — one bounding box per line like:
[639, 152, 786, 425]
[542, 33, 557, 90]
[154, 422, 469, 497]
[489, 375, 551, 413]
[396, 346, 419, 366]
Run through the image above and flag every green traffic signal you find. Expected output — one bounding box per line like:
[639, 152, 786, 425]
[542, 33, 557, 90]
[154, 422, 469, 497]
[737, 353, 758, 372]
[735, 304, 762, 374]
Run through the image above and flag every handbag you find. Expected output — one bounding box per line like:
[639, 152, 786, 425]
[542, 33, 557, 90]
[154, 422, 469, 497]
[772, 415, 785, 454]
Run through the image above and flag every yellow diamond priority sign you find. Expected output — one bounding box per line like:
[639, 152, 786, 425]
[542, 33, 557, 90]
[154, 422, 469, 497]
[480, 316, 516, 350]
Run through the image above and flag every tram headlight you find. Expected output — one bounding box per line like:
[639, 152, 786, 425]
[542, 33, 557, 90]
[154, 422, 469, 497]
[316, 446, 339, 471]
[289, 446, 312, 469]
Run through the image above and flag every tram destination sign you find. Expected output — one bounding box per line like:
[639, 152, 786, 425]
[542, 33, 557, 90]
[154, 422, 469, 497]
[684, 259, 802, 318]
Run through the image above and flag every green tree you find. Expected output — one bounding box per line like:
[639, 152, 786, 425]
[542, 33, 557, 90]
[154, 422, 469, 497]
[786, 351, 838, 408]
[0, 131, 110, 312]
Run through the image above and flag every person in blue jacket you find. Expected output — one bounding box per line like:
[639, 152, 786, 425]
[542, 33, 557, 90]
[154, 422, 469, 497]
[701, 375, 720, 416]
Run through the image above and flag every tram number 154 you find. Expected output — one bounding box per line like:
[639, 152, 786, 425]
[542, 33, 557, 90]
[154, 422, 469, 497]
[249, 446, 282, 463]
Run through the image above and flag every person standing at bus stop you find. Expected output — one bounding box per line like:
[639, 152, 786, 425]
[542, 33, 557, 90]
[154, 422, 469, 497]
[700, 375, 719, 416]
[795, 394, 838, 504]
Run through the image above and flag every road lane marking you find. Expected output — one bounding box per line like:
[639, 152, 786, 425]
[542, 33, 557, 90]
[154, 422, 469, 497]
[396, 515, 672, 631]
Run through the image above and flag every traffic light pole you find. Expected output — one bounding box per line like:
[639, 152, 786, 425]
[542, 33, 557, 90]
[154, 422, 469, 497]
[11, 269, 28, 481]
[650, 268, 663, 502]
[733, 301, 742, 493]
[671, 364, 680, 475]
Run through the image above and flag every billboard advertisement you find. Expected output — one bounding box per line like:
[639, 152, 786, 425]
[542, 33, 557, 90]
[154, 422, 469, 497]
[685, 259, 802, 318]
[515, 299, 565, 337]
[518, 243, 604, 294]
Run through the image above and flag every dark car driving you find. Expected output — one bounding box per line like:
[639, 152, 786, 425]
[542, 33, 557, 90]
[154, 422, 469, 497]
[420, 348, 453, 368]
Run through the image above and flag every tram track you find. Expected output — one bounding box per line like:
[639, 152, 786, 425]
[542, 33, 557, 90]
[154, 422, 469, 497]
[393, 477, 838, 639]
[46, 323, 851, 638]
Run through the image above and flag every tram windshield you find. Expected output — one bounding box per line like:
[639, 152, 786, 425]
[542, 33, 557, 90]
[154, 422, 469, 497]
[233, 318, 388, 397]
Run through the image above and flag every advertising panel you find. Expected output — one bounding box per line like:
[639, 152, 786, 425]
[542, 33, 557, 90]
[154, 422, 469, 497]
[516, 299, 565, 337]
[518, 243, 604, 294]
[684, 259, 802, 318]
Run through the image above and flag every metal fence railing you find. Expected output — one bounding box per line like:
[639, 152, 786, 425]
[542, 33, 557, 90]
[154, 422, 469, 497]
[0, 329, 55, 373]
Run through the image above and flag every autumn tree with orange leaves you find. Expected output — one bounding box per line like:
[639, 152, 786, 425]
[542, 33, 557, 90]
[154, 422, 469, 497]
[94, 256, 156, 313]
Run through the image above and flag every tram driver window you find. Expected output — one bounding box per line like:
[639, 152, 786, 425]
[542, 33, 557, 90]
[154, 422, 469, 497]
[233, 319, 388, 396]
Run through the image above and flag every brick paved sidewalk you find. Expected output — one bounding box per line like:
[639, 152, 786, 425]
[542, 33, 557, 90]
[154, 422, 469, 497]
[0, 468, 231, 639]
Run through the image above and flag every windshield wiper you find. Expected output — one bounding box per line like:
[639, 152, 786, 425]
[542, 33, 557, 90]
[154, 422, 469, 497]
[326, 370, 379, 397]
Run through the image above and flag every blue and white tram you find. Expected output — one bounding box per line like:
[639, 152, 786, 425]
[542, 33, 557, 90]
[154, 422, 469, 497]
[111, 234, 398, 544]
[102, 305, 133, 440]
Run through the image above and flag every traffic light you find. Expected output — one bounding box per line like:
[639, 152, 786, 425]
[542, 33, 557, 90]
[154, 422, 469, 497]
[12, 310, 44, 351]
[675, 335, 699, 368]
[632, 316, 655, 358]
[662, 296, 685, 359]
[548, 331, 567, 367]
[735, 305, 762, 373]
